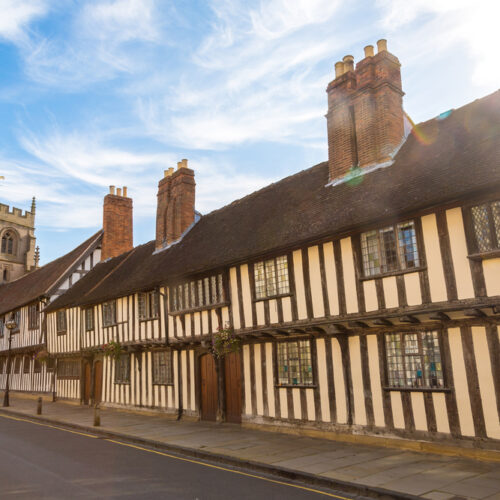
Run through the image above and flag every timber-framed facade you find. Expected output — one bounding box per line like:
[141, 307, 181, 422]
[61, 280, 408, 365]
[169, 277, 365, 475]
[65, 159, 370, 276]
[8, 40, 500, 450]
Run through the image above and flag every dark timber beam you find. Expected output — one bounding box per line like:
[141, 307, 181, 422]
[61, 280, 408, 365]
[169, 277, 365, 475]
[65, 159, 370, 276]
[464, 308, 486, 318]
[429, 312, 450, 321]
[400, 315, 420, 324]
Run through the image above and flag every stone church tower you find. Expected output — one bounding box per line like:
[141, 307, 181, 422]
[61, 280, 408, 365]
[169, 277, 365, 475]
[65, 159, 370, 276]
[0, 197, 38, 284]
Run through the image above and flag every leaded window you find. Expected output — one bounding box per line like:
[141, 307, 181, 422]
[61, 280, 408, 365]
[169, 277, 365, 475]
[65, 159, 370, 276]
[84, 308, 94, 331]
[152, 351, 173, 384]
[361, 221, 420, 277]
[56, 310, 67, 334]
[46, 357, 55, 373]
[102, 301, 116, 327]
[14, 356, 21, 374]
[57, 359, 80, 378]
[254, 255, 290, 300]
[470, 200, 500, 253]
[28, 303, 39, 330]
[170, 274, 225, 312]
[115, 354, 130, 383]
[0, 317, 4, 338]
[23, 355, 30, 374]
[385, 331, 444, 389]
[138, 291, 159, 320]
[34, 358, 42, 373]
[277, 340, 313, 386]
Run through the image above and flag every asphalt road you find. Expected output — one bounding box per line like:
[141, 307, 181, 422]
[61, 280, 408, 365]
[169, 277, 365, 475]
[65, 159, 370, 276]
[0, 414, 359, 500]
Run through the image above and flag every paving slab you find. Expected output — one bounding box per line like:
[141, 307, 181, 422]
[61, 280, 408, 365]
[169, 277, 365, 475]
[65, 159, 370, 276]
[1, 393, 499, 500]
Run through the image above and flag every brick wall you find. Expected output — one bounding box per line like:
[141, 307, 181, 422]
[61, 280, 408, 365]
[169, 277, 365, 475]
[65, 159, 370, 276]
[326, 40, 404, 182]
[102, 189, 133, 260]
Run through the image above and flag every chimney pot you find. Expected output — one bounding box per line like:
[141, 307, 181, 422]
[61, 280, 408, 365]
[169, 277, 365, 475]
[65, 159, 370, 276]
[364, 45, 374, 58]
[377, 39, 387, 53]
[342, 55, 354, 72]
[109, 185, 115, 195]
[123, 186, 128, 197]
[177, 161, 182, 170]
[116, 188, 122, 197]
[181, 158, 188, 169]
[168, 167, 174, 176]
[164, 170, 168, 178]
[335, 61, 344, 78]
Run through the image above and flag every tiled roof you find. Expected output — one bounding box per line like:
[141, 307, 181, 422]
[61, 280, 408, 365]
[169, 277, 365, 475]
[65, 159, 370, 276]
[0, 231, 102, 315]
[46, 90, 500, 311]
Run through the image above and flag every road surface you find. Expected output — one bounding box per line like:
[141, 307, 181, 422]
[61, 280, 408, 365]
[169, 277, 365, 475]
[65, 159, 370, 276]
[0, 413, 360, 499]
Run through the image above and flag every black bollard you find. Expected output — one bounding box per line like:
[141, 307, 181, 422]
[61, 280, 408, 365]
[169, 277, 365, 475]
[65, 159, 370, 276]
[94, 404, 100, 427]
[37, 397, 42, 415]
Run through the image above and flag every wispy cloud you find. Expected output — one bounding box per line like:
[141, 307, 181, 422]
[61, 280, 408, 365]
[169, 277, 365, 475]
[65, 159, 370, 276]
[0, 0, 49, 44]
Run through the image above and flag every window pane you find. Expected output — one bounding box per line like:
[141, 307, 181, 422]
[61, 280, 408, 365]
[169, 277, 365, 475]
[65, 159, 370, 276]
[471, 204, 492, 252]
[380, 227, 398, 272]
[254, 262, 266, 299]
[277, 343, 289, 385]
[204, 278, 210, 306]
[361, 231, 381, 276]
[298, 340, 313, 384]
[397, 221, 420, 269]
[492, 201, 500, 246]
[190, 282, 196, 308]
[421, 331, 443, 388]
[265, 259, 277, 297]
[217, 274, 224, 303]
[386, 334, 404, 387]
[276, 256, 289, 295]
[138, 293, 146, 319]
[211, 276, 217, 304]
[277, 341, 314, 386]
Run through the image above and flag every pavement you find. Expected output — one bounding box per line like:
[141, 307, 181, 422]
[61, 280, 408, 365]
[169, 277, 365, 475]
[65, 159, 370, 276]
[1, 393, 500, 500]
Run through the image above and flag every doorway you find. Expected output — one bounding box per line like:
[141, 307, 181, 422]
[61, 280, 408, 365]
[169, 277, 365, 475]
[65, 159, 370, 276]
[200, 354, 218, 421]
[224, 351, 242, 423]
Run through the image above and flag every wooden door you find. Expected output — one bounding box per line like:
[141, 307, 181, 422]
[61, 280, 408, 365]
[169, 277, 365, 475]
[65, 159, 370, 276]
[94, 361, 103, 405]
[224, 352, 242, 423]
[200, 354, 218, 421]
[83, 362, 91, 405]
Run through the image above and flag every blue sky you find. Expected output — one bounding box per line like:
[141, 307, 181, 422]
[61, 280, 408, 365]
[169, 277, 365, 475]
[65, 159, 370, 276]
[0, 0, 498, 264]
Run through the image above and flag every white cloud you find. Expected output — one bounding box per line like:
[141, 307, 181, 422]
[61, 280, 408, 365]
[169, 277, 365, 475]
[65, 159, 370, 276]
[0, 0, 48, 43]
[377, 0, 500, 87]
[20, 0, 164, 88]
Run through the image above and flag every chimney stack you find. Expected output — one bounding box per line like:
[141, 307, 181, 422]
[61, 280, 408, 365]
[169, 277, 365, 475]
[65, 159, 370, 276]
[101, 186, 133, 260]
[326, 39, 404, 183]
[156, 159, 196, 250]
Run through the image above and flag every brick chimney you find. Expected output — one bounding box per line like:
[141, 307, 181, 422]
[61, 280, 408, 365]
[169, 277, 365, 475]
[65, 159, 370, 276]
[326, 39, 404, 183]
[156, 159, 196, 250]
[101, 185, 133, 260]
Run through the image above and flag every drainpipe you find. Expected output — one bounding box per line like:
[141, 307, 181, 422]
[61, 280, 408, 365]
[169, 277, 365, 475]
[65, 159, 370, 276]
[177, 348, 183, 420]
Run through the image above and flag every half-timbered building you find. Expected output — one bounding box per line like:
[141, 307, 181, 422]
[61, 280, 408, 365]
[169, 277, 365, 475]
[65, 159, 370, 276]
[0, 231, 102, 394]
[44, 40, 499, 449]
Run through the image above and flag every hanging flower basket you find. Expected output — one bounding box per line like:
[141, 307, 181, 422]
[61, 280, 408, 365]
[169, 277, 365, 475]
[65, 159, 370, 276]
[100, 340, 124, 360]
[210, 326, 241, 359]
[33, 349, 49, 363]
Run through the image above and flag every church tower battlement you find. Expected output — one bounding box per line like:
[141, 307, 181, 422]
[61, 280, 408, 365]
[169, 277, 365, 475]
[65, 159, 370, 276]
[0, 197, 37, 284]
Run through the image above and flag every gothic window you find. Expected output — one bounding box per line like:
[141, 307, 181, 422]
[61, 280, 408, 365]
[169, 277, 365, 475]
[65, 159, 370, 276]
[385, 331, 444, 389]
[1, 231, 15, 255]
[469, 200, 500, 253]
[361, 220, 420, 277]
[277, 340, 313, 386]
[254, 255, 290, 300]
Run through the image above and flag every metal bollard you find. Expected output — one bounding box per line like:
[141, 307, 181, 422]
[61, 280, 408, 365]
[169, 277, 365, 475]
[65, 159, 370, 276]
[93, 404, 100, 427]
[37, 397, 42, 415]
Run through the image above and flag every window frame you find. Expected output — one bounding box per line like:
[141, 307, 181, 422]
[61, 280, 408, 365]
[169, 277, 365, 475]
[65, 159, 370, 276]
[463, 198, 500, 259]
[102, 300, 117, 328]
[56, 310, 67, 335]
[57, 358, 80, 379]
[28, 302, 40, 330]
[0, 316, 4, 338]
[138, 290, 160, 321]
[84, 307, 95, 332]
[114, 353, 131, 384]
[14, 356, 21, 374]
[152, 350, 173, 385]
[169, 273, 227, 314]
[359, 219, 423, 279]
[274, 339, 315, 388]
[383, 330, 447, 391]
[253, 255, 291, 301]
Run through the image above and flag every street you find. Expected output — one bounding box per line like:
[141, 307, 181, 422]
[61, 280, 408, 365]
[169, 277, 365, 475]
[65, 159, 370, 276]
[0, 414, 358, 499]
